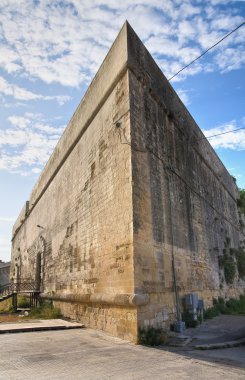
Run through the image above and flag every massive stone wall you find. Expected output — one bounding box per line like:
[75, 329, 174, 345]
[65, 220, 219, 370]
[11, 22, 244, 342]
[0, 261, 10, 286]
[127, 24, 244, 329]
[11, 25, 139, 342]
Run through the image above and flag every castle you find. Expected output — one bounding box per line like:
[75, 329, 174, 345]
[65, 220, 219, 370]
[11, 22, 244, 342]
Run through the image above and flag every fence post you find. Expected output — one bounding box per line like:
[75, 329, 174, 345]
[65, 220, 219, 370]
[12, 293, 17, 312]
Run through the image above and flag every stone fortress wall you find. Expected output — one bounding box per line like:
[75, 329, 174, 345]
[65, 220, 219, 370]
[126, 27, 244, 330]
[11, 22, 244, 342]
[11, 24, 137, 342]
[0, 261, 10, 286]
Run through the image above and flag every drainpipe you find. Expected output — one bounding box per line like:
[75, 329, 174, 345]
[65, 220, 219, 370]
[166, 168, 181, 322]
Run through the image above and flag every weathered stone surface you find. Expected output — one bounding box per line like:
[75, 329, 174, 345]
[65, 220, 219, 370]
[0, 260, 10, 286]
[11, 22, 245, 342]
[126, 23, 244, 330]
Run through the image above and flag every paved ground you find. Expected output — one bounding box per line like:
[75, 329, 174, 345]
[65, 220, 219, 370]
[1, 327, 244, 380]
[165, 315, 245, 369]
[181, 315, 245, 345]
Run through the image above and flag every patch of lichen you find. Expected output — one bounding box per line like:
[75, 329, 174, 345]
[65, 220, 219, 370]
[236, 248, 245, 279]
[219, 236, 245, 283]
[237, 189, 245, 215]
[221, 254, 236, 284]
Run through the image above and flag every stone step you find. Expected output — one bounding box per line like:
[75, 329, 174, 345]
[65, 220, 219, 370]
[0, 294, 12, 302]
[0, 319, 85, 334]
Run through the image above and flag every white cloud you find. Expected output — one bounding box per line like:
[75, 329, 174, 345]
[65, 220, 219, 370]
[0, 76, 71, 103]
[0, 133, 59, 172]
[0, 234, 11, 262]
[0, 129, 29, 146]
[7, 115, 64, 134]
[0, 234, 11, 247]
[0, 1, 244, 176]
[215, 48, 245, 73]
[50, 95, 71, 106]
[0, 45, 21, 73]
[178, 2, 201, 18]
[32, 124, 64, 134]
[0, 113, 65, 174]
[228, 167, 243, 180]
[176, 88, 191, 105]
[8, 116, 30, 129]
[0, 217, 16, 222]
[31, 167, 42, 174]
[202, 120, 245, 150]
[0, 0, 243, 89]
[211, 15, 244, 31]
[146, 35, 202, 65]
[0, 76, 42, 100]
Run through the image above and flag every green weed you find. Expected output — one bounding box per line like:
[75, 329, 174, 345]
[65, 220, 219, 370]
[28, 301, 61, 319]
[204, 295, 245, 320]
[138, 327, 167, 346]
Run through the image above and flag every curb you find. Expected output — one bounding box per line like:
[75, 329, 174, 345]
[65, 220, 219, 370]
[195, 338, 245, 350]
[0, 325, 84, 334]
[167, 336, 192, 347]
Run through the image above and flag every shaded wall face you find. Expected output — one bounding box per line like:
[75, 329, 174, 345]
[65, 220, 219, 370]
[129, 67, 243, 329]
[0, 265, 10, 286]
[11, 72, 137, 341]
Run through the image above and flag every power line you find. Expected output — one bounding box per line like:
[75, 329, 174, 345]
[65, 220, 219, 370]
[117, 119, 245, 146]
[168, 21, 245, 81]
[116, 125, 244, 236]
[198, 126, 245, 141]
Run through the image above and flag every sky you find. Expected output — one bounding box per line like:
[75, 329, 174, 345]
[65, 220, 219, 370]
[0, 0, 244, 262]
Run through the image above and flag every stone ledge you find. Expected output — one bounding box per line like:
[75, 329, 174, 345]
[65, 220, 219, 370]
[0, 319, 84, 334]
[41, 292, 149, 307]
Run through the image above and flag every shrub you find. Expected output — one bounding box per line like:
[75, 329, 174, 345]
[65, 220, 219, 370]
[224, 237, 231, 248]
[204, 306, 220, 319]
[221, 255, 236, 284]
[214, 297, 226, 313]
[28, 301, 61, 319]
[236, 249, 245, 279]
[225, 298, 241, 313]
[18, 295, 30, 308]
[182, 311, 199, 328]
[204, 295, 245, 319]
[138, 327, 167, 346]
[239, 219, 245, 229]
[237, 189, 245, 214]
[239, 294, 245, 312]
[218, 296, 224, 304]
[0, 298, 12, 313]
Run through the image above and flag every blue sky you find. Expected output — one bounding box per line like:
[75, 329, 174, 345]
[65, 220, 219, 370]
[0, 0, 244, 262]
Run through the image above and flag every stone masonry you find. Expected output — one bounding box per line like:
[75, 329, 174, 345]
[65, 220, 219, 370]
[11, 22, 245, 342]
[0, 260, 10, 286]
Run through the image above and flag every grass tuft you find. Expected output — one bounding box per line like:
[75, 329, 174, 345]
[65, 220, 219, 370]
[28, 301, 61, 319]
[138, 327, 167, 346]
[204, 295, 245, 319]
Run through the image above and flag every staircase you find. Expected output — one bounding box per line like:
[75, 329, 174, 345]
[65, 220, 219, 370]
[0, 281, 39, 308]
[0, 283, 16, 302]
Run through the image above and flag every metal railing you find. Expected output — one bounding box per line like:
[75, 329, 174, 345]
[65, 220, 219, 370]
[0, 281, 38, 299]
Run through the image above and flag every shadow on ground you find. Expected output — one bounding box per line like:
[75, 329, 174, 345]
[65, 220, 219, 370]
[157, 314, 245, 369]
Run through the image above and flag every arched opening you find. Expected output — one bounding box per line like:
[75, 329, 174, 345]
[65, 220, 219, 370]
[35, 252, 42, 291]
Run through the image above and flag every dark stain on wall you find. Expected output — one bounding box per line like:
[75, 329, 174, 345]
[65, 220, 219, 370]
[144, 96, 164, 243]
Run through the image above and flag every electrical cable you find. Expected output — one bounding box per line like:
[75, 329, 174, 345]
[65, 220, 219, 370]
[118, 127, 147, 153]
[168, 21, 245, 81]
[116, 125, 245, 237]
[197, 126, 245, 141]
[119, 123, 245, 144]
